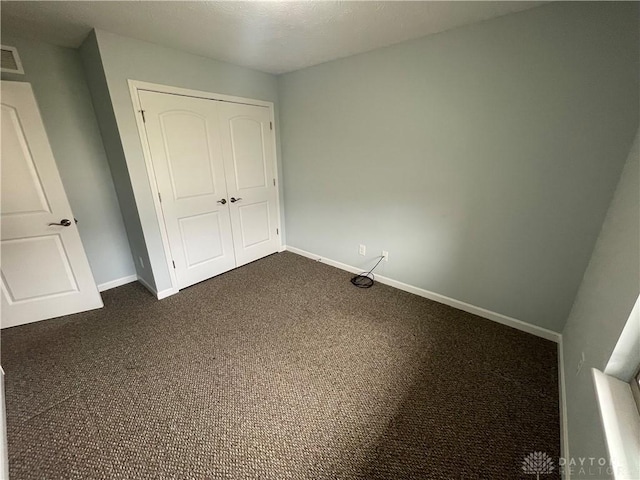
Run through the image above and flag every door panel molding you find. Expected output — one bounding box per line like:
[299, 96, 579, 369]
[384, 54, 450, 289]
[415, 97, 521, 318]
[1, 234, 79, 302]
[159, 110, 218, 200]
[238, 201, 272, 248]
[178, 212, 226, 268]
[1, 105, 52, 216]
[228, 116, 268, 191]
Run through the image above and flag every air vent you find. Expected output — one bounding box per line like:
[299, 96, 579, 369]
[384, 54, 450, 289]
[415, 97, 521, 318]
[1, 45, 24, 74]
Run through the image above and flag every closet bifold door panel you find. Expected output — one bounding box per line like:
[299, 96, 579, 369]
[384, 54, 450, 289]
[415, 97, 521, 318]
[137, 87, 281, 291]
[139, 90, 236, 290]
[218, 102, 280, 267]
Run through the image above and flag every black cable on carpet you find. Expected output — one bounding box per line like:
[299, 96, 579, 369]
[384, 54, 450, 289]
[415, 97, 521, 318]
[350, 256, 385, 288]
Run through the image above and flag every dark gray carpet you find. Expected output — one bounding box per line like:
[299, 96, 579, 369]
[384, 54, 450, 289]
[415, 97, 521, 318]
[2, 251, 561, 479]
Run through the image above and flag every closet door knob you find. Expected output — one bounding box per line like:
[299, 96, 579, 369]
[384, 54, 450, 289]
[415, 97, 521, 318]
[48, 219, 72, 227]
[230, 197, 242, 203]
[217, 198, 227, 205]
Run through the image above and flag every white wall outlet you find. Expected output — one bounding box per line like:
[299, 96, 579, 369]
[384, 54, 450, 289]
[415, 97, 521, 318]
[382, 251, 389, 261]
[576, 351, 585, 375]
[359, 244, 366, 256]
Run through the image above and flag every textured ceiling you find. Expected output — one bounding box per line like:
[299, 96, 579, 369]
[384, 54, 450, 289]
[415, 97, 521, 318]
[1, 1, 546, 74]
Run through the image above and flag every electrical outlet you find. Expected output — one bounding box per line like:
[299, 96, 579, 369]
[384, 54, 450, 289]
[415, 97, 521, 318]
[576, 352, 585, 375]
[139, 256, 145, 269]
[359, 244, 366, 256]
[382, 251, 389, 261]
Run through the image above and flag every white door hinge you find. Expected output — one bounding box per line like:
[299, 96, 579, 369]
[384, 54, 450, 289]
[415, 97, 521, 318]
[270, 121, 273, 130]
[276, 228, 279, 235]
[140, 110, 146, 123]
[273, 178, 276, 187]
[158, 192, 162, 202]
[172, 260, 176, 269]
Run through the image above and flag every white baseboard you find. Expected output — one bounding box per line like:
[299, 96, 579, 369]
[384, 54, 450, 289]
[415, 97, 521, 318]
[284, 245, 561, 343]
[156, 287, 178, 300]
[558, 340, 570, 479]
[136, 275, 177, 300]
[97, 274, 138, 292]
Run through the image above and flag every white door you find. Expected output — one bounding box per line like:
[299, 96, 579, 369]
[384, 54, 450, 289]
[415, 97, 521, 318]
[1, 81, 102, 328]
[138, 90, 236, 289]
[218, 102, 280, 266]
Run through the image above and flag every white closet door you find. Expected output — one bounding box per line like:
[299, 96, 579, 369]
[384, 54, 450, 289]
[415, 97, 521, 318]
[139, 91, 235, 289]
[218, 102, 280, 266]
[1, 82, 102, 328]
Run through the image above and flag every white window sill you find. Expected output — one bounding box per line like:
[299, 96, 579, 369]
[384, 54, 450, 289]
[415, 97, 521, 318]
[592, 368, 640, 480]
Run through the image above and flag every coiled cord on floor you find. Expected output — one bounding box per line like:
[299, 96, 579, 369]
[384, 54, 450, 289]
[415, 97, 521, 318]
[350, 256, 385, 288]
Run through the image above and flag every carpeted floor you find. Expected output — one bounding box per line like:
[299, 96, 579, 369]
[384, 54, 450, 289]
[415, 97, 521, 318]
[2, 251, 561, 479]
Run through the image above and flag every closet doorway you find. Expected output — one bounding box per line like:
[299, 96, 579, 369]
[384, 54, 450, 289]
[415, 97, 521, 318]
[131, 82, 281, 290]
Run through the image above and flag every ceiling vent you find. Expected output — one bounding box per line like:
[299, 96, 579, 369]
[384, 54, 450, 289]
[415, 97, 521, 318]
[1, 45, 24, 74]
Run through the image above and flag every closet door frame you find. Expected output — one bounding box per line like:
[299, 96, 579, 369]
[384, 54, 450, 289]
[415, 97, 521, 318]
[128, 80, 283, 293]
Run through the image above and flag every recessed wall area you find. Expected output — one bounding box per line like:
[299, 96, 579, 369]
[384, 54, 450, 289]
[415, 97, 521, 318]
[80, 30, 282, 294]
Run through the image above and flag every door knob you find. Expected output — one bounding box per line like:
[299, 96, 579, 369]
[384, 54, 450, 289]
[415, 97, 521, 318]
[217, 198, 227, 205]
[230, 197, 242, 203]
[49, 219, 72, 227]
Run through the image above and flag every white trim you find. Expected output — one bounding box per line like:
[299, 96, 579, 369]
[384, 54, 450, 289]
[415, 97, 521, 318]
[1, 45, 24, 74]
[558, 338, 570, 479]
[128, 80, 284, 294]
[284, 245, 562, 343]
[0, 368, 8, 480]
[97, 274, 138, 292]
[605, 295, 640, 381]
[136, 275, 178, 300]
[128, 81, 180, 292]
[593, 369, 640, 479]
[128, 80, 273, 108]
[156, 287, 178, 300]
[269, 112, 284, 253]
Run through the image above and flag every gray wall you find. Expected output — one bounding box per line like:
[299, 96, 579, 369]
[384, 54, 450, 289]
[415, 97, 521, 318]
[1, 34, 136, 287]
[278, 1, 639, 332]
[79, 32, 154, 289]
[561, 131, 639, 478]
[84, 29, 282, 293]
